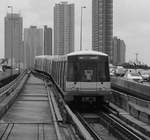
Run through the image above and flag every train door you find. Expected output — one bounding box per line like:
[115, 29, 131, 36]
[79, 61, 98, 92]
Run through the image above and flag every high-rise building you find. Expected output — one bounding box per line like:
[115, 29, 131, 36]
[44, 25, 52, 55]
[112, 36, 126, 65]
[92, 0, 113, 61]
[54, 2, 74, 55]
[5, 13, 23, 67]
[24, 26, 43, 68]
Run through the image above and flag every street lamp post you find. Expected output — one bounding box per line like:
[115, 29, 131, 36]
[80, 6, 86, 51]
[16, 20, 21, 73]
[8, 6, 13, 75]
[18, 21, 20, 73]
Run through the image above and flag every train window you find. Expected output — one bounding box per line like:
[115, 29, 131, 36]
[98, 61, 110, 81]
[67, 62, 74, 81]
[79, 62, 97, 82]
[98, 62, 106, 80]
[67, 62, 79, 81]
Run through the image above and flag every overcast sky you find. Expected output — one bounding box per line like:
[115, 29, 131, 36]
[1, 0, 150, 65]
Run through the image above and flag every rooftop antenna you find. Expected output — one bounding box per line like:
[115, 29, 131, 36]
[135, 53, 139, 63]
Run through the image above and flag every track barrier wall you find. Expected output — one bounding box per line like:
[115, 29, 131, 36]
[111, 77, 150, 124]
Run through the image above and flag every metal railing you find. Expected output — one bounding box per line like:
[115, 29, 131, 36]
[0, 70, 27, 102]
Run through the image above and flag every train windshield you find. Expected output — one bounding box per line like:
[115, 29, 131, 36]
[67, 55, 110, 82]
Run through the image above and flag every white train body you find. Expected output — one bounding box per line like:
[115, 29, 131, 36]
[35, 50, 111, 103]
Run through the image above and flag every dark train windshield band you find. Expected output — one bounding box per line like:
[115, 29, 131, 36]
[67, 55, 110, 82]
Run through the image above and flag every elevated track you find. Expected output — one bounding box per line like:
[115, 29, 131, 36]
[1, 70, 150, 140]
[76, 110, 149, 140]
[0, 74, 58, 140]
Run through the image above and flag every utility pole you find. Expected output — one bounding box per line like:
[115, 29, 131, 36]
[8, 6, 13, 76]
[80, 6, 86, 51]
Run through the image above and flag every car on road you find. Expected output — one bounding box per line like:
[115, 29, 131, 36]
[124, 70, 143, 82]
[139, 70, 150, 81]
[115, 66, 126, 77]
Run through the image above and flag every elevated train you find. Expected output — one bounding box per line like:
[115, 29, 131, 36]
[34, 50, 111, 105]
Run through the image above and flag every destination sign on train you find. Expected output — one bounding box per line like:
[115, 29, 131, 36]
[78, 56, 99, 60]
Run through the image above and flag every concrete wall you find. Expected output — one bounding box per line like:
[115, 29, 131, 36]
[111, 77, 150, 100]
[111, 77, 150, 124]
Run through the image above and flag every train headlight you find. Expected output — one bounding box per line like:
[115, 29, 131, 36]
[99, 87, 110, 91]
[68, 86, 78, 91]
[100, 87, 105, 91]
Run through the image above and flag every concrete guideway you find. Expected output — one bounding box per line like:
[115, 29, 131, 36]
[2, 75, 52, 123]
[0, 70, 100, 140]
[0, 74, 58, 140]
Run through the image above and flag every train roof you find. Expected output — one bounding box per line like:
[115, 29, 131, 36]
[35, 55, 48, 58]
[67, 50, 108, 57]
[35, 55, 67, 61]
[35, 55, 54, 59]
[35, 50, 108, 60]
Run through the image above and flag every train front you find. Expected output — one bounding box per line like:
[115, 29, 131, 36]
[65, 52, 111, 104]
